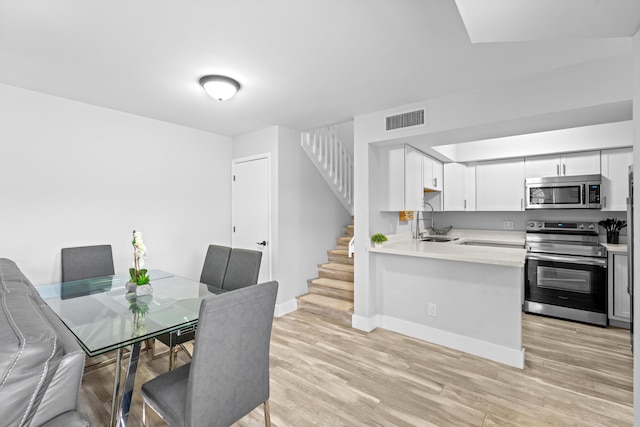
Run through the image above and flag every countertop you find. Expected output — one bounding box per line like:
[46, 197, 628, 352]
[368, 229, 527, 268]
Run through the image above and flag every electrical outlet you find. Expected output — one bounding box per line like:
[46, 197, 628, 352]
[428, 303, 437, 317]
[503, 221, 514, 230]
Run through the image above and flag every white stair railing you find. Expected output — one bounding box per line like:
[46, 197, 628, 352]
[301, 126, 354, 215]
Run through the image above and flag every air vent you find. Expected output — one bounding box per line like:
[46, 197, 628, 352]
[385, 109, 425, 131]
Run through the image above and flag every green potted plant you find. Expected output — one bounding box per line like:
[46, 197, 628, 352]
[126, 230, 153, 296]
[371, 233, 388, 248]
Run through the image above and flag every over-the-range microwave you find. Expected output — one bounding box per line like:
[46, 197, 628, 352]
[525, 174, 602, 209]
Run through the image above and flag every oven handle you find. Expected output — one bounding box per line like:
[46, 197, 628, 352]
[526, 253, 607, 267]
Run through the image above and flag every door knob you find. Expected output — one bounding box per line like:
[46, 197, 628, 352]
[257, 241, 267, 246]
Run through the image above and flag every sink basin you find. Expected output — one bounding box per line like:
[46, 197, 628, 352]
[421, 236, 459, 243]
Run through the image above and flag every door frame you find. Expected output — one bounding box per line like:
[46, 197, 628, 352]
[231, 153, 273, 282]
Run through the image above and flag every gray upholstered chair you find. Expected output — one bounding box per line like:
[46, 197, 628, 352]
[153, 244, 232, 370]
[222, 248, 262, 291]
[61, 244, 114, 282]
[141, 280, 279, 427]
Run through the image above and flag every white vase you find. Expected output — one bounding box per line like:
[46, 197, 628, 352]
[374, 242, 383, 248]
[135, 284, 153, 296]
[125, 281, 137, 293]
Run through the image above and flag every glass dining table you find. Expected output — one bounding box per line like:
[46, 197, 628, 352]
[35, 269, 226, 427]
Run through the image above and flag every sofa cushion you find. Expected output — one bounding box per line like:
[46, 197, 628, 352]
[0, 292, 63, 426]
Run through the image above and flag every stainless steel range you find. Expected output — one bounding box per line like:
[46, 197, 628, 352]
[524, 221, 608, 326]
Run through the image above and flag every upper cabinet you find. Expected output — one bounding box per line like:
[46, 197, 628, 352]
[423, 155, 443, 192]
[377, 144, 442, 211]
[601, 147, 632, 211]
[525, 151, 600, 178]
[476, 158, 525, 211]
[443, 163, 476, 211]
[405, 145, 426, 211]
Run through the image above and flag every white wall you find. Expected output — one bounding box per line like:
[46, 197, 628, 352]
[232, 126, 351, 314]
[0, 84, 232, 285]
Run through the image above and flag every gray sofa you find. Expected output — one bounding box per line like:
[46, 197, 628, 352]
[0, 258, 89, 427]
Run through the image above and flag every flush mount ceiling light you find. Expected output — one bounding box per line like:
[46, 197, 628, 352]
[199, 75, 241, 101]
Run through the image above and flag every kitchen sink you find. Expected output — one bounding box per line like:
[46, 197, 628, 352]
[421, 236, 459, 243]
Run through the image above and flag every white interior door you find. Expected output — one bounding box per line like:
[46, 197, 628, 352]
[231, 155, 271, 284]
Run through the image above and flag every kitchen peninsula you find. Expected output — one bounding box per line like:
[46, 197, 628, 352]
[368, 229, 526, 368]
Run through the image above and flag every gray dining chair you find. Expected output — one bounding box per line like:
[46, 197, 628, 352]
[152, 244, 232, 370]
[222, 248, 263, 291]
[141, 280, 279, 427]
[61, 244, 115, 282]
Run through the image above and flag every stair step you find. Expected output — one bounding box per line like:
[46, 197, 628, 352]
[299, 293, 353, 311]
[308, 277, 354, 300]
[336, 236, 352, 248]
[327, 249, 354, 265]
[343, 225, 354, 237]
[297, 294, 353, 326]
[318, 263, 354, 281]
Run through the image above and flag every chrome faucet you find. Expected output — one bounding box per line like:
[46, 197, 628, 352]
[415, 203, 435, 239]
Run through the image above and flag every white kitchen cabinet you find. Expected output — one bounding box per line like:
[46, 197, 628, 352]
[404, 145, 424, 211]
[601, 147, 632, 211]
[378, 144, 429, 211]
[423, 156, 443, 191]
[476, 158, 525, 211]
[443, 163, 476, 211]
[608, 251, 630, 327]
[525, 151, 601, 178]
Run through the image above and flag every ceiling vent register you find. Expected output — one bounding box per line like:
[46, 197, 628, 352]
[385, 109, 425, 131]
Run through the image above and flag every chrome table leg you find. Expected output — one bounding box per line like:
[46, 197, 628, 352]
[116, 341, 142, 427]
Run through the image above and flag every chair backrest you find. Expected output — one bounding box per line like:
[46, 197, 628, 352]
[186, 281, 278, 427]
[199, 245, 232, 288]
[221, 248, 262, 291]
[61, 245, 114, 282]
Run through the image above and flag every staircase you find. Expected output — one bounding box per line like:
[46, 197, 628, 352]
[297, 221, 354, 326]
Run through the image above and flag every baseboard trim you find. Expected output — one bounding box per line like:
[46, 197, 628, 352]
[380, 315, 525, 369]
[352, 314, 381, 332]
[275, 299, 297, 317]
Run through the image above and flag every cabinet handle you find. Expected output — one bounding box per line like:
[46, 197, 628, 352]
[603, 196, 607, 208]
[562, 164, 566, 176]
[433, 177, 437, 187]
[556, 164, 560, 176]
[464, 199, 467, 210]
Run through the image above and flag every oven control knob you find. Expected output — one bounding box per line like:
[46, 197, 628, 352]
[578, 224, 584, 229]
[527, 222, 536, 228]
[588, 224, 594, 229]
[537, 222, 543, 228]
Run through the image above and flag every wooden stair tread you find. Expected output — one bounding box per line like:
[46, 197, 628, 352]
[337, 236, 352, 242]
[328, 249, 350, 256]
[298, 293, 354, 312]
[320, 263, 354, 272]
[310, 277, 353, 292]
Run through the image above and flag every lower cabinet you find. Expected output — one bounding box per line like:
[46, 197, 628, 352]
[608, 251, 630, 327]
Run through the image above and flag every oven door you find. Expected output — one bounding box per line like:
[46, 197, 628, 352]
[525, 253, 607, 314]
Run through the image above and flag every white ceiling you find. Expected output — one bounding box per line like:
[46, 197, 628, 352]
[0, 0, 637, 137]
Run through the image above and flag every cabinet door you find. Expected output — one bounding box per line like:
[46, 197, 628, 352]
[525, 154, 560, 178]
[444, 163, 468, 211]
[423, 156, 443, 191]
[379, 145, 405, 211]
[476, 158, 525, 211]
[612, 254, 630, 320]
[562, 151, 600, 176]
[404, 145, 424, 211]
[601, 147, 632, 211]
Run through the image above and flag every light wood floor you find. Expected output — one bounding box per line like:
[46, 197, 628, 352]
[78, 311, 633, 426]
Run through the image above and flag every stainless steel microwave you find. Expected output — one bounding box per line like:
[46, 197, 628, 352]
[525, 174, 602, 209]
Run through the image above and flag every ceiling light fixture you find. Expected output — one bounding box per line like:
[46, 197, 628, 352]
[199, 75, 241, 101]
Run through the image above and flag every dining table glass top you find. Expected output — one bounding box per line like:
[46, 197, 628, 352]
[36, 270, 225, 357]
